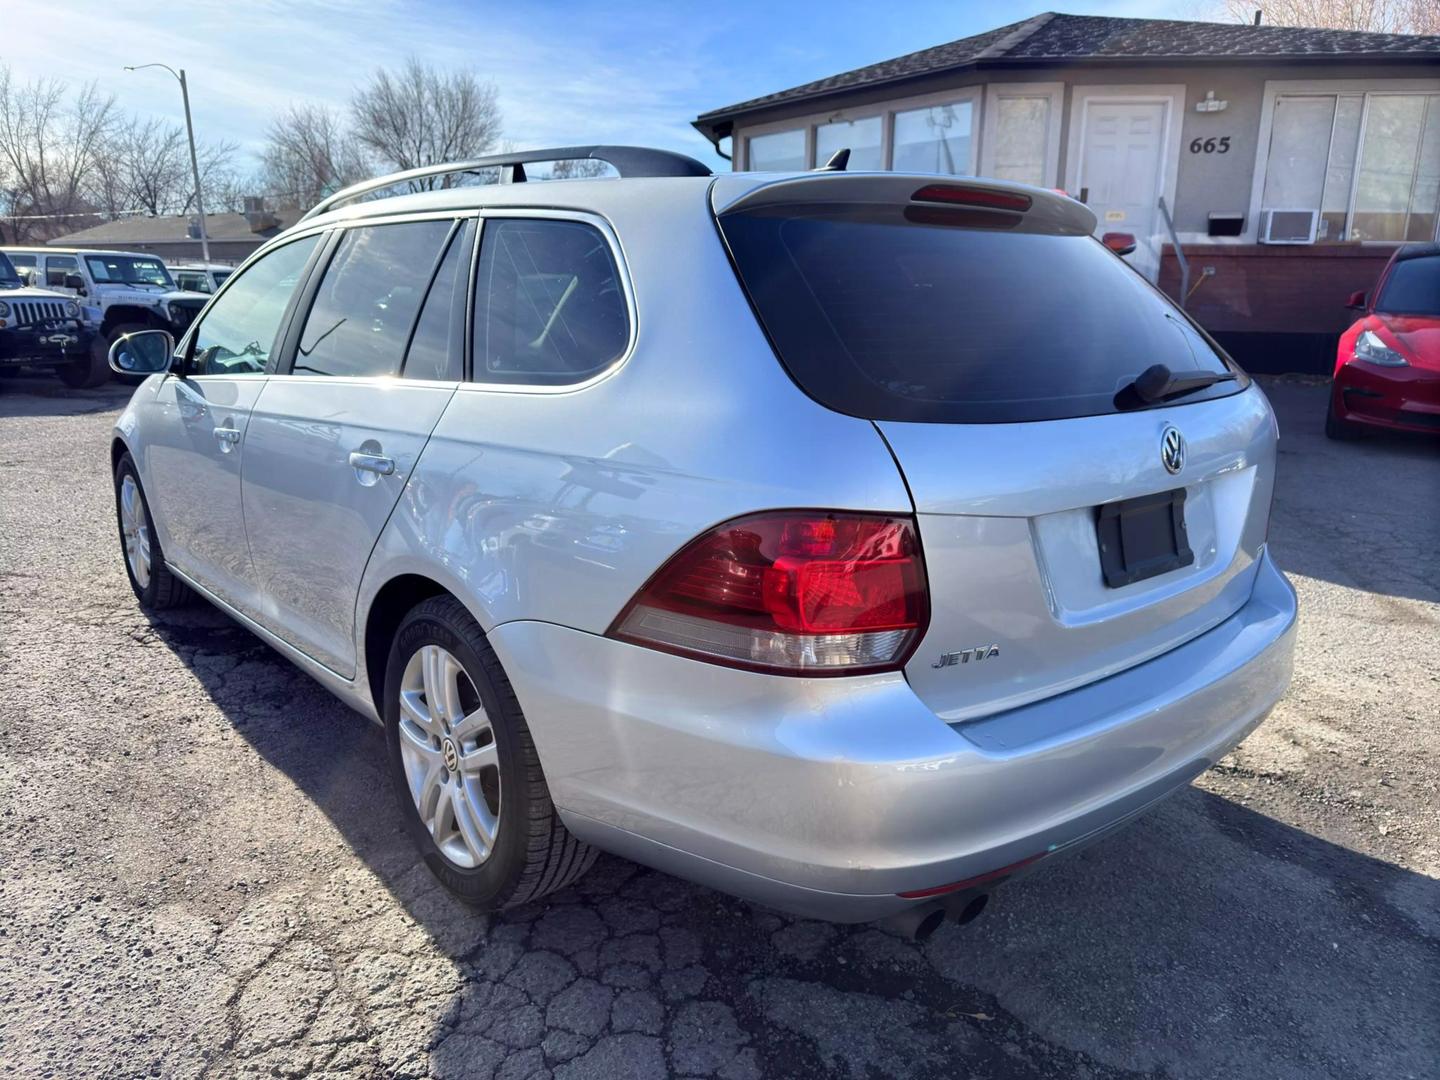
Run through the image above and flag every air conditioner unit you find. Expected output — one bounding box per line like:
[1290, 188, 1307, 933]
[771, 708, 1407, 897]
[1259, 209, 1317, 245]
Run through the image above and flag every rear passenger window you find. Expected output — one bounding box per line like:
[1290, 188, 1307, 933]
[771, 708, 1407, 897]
[294, 220, 452, 378]
[402, 221, 471, 382]
[472, 218, 628, 385]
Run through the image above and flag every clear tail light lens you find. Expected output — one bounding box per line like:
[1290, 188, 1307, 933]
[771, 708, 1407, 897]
[610, 511, 929, 675]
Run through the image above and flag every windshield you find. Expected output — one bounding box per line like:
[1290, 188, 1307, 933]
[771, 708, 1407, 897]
[0, 252, 21, 287]
[1376, 256, 1440, 317]
[719, 203, 1242, 424]
[85, 255, 174, 288]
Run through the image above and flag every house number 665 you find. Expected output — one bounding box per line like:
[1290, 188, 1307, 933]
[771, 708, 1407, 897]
[1189, 136, 1231, 154]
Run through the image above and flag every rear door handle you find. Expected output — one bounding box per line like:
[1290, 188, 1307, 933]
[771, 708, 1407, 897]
[348, 451, 395, 476]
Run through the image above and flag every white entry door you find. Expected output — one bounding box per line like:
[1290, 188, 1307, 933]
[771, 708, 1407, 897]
[1078, 101, 1168, 279]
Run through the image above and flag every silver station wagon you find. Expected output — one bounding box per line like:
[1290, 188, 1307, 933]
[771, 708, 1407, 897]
[109, 146, 1297, 938]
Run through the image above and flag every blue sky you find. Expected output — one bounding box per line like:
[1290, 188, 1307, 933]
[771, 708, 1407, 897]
[10, 0, 1194, 180]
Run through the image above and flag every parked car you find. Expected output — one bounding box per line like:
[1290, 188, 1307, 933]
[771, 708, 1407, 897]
[0, 250, 98, 386]
[3, 247, 208, 386]
[1328, 243, 1440, 440]
[167, 263, 234, 295]
[105, 147, 1297, 936]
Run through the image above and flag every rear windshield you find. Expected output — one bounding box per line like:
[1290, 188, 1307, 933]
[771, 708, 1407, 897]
[719, 204, 1242, 424]
[1376, 256, 1440, 317]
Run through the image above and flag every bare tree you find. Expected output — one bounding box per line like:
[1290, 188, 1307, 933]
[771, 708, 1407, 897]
[261, 103, 370, 209]
[1223, 0, 1440, 32]
[550, 158, 610, 179]
[350, 58, 501, 189]
[0, 65, 115, 241]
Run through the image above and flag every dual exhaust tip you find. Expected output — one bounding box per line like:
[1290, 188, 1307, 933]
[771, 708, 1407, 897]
[886, 890, 990, 942]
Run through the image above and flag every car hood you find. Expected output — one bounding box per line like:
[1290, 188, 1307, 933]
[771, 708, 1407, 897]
[1374, 313, 1440, 371]
[97, 285, 209, 303]
[0, 285, 77, 300]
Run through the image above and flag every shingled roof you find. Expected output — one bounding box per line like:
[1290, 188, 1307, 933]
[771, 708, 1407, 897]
[694, 12, 1440, 134]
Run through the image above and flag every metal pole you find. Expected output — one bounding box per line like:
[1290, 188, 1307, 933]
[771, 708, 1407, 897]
[177, 70, 210, 264]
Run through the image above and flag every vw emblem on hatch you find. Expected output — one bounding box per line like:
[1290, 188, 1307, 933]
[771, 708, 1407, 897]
[1160, 425, 1186, 475]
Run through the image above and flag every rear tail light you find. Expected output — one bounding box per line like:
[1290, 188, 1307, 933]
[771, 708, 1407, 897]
[610, 511, 929, 675]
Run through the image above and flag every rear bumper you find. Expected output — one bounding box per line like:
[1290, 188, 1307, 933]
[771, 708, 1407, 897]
[490, 550, 1297, 921]
[1333, 361, 1440, 434]
[0, 324, 92, 367]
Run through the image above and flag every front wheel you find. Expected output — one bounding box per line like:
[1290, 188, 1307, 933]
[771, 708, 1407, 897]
[58, 335, 112, 389]
[113, 452, 192, 608]
[383, 595, 597, 909]
[1324, 396, 1362, 441]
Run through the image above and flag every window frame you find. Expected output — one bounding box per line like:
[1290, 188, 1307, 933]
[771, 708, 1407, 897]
[1249, 77, 1440, 246]
[271, 210, 471, 381]
[461, 208, 638, 394]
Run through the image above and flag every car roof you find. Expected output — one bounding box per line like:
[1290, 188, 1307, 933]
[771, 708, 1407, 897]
[3, 247, 168, 258]
[291, 169, 1091, 237]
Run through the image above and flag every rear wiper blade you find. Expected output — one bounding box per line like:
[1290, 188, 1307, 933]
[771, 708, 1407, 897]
[1117, 363, 1237, 409]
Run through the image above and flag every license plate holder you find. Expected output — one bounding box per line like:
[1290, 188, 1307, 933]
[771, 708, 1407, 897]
[1096, 488, 1193, 588]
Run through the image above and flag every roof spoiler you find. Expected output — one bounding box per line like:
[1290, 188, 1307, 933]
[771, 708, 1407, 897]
[713, 173, 1097, 236]
[300, 145, 713, 223]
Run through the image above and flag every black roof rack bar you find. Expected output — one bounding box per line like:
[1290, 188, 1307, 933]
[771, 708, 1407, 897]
[300, 145, 713, 222]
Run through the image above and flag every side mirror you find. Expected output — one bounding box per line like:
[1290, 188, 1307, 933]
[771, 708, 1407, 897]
[1102, 232, 1138, 257]
[64, 273, 86, 294]
[108, 328, 175, 376]
[1346, 290, 1368, 311]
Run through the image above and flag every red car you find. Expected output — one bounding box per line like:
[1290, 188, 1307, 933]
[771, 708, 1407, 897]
[1328, 243, 1440, 439]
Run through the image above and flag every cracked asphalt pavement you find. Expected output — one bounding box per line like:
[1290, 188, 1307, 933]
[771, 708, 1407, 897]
[1, 375, 1436, 1079]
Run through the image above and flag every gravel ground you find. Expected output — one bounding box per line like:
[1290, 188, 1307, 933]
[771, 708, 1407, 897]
[0, 375, 1436, 1079]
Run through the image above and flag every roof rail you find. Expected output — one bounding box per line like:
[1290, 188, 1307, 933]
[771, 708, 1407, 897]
[299, 145, 713, 222]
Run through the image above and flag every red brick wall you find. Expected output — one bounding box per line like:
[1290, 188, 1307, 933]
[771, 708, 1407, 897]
[1158, 244, 1396, 336]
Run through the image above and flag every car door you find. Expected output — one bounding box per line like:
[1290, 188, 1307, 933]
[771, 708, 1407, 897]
[140, 234, 323, 611]
[240, 216, 471, 677]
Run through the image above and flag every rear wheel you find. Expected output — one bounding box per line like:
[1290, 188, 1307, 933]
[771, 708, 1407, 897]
[384, 596, 597, 909]
[113, 452, 192, 608]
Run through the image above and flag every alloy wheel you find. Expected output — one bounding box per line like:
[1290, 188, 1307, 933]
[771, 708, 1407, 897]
[119, 474, 152, 589]
[397, 644, 501, 868]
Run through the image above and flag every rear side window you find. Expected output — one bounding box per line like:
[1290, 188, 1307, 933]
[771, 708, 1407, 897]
[1376, 256, 1440, 317]
[719, 205, 1240, 424]
[472, 218, 629, 386]
[402, 221, 471, 382]
[294, 220, 452, 378]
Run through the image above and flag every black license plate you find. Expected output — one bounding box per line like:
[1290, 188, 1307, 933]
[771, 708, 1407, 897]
[1096, 488, 1194, 588]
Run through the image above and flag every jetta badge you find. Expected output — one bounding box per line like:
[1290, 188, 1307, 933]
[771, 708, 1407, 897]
[1160, 425, 1186, 475]
[933, 645, 1000, 668]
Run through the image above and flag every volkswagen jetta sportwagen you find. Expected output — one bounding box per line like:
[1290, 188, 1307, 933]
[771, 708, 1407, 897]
[107, 146, 1296, 935]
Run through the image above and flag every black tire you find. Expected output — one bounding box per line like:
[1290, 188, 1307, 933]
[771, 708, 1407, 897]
[383, 595, 597, 909]
[58, 333, 114, 389]
[113, 451, 192, 609]
[1324, 397, 1362, 441]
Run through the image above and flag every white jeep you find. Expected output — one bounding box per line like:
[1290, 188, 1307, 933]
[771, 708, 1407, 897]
[2, 247, 209, 383]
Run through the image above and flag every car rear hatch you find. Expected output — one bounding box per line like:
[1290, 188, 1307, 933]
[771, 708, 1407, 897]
[714, 173, 1277, 721]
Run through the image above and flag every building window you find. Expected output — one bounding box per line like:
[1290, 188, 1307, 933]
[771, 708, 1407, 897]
[815, 115, 883, 170]
[892, 101, 973, 174]
[1262, 91, 1440, 242]
[747, 129, 806, 171]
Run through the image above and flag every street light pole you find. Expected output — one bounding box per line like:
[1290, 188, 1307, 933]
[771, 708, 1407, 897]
[125, 63, 210, 264]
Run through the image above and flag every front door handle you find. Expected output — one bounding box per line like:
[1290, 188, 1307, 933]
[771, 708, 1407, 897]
[213, 425, 241, 449]
[348, 451, 395, 476]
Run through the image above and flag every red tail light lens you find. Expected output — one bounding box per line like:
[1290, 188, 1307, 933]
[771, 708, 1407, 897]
[610, 511, 929, 675]
[911, 184, 1033, 212]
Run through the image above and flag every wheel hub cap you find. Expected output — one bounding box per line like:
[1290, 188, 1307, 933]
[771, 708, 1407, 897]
[397, 644, 501, 869]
